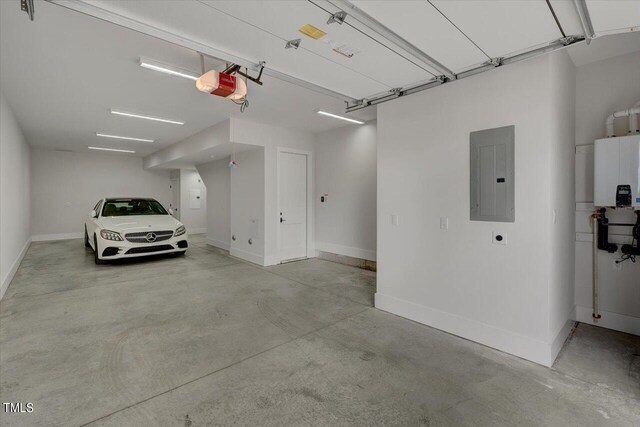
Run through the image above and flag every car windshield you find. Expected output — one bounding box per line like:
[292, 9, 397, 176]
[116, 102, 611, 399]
[101, 199, 168, 216]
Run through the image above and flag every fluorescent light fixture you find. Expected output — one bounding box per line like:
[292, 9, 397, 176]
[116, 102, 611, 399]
[96, 133, 155, 143]
[110, 109, 185, 125]
[316, 110, 365, 124]
[88, 146, 136, 153]
[139, 57, 199, 81]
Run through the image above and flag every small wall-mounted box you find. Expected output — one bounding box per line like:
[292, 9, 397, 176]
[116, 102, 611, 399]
[594, 135, 640, 208]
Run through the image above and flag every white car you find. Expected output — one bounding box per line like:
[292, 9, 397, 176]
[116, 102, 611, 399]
[85, 198, 188, 264]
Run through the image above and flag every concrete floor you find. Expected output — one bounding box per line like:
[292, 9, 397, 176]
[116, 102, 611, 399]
[1, 235, 638, 426]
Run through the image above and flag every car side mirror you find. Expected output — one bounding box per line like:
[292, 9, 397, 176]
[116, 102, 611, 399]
[90, 210, 97, 218]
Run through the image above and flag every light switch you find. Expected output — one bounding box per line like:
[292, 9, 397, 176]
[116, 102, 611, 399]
[391, 214, 399, 226]
[440, 217, 449, 230]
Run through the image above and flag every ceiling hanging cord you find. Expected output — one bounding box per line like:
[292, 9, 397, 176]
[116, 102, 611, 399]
[232, 67, 249, 112]
[229, 138, 238, 168]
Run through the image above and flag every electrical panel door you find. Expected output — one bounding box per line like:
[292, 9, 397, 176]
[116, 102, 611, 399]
[470, 125, 515, 222]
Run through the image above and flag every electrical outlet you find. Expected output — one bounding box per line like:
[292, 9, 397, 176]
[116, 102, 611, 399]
[492, 232, 507, 245]
[440, 217, 449, 230]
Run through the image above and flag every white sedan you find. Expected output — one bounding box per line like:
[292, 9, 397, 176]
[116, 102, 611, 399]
[85, 198, 188, 264]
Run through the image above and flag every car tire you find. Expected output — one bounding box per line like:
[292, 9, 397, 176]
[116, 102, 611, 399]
[94, 235, 105, 265]
[84, 226, 91, 248]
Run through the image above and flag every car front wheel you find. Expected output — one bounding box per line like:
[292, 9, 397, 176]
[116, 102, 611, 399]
[94, 235, 105, 265]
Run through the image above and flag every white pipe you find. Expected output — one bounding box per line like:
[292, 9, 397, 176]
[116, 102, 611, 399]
[606, 103, 640, 137]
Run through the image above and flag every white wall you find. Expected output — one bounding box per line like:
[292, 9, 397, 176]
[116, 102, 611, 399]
[196, 158, 230, 250]
[376, 52, 575, 366]
[231, 118, 315, 265]
[548, 51, 577, 356]
[0, 92, 31, 300]
[314, 122, 377, 261]
[179, 169, 207, 234]
[31, 149, 172, 238]
[230, 148, 265, 264]
[574, 51, 640, 335]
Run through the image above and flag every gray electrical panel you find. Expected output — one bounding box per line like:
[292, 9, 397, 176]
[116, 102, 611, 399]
[470, 125, 515, 222]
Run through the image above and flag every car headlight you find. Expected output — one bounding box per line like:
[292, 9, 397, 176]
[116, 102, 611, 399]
[100, 229, 123, 241]
[174, 225, 186, 237]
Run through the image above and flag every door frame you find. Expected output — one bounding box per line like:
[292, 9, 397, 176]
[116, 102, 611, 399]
[276, 147, 314, 263]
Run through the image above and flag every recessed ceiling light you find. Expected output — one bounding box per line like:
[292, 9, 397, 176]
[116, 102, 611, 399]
[316, 110, 365, 124]
[88, 146, 136, 153]
[110, 109, 185, 125]
[96, 133, 155, 143]
[139, 57, 199, 81]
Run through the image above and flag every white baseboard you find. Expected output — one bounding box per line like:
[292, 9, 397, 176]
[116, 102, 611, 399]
[1, 238, 31, 301]
[315, 241, 376, 262]
[550, 307, 577, 363]
[375, 293, 557, 367]
[189, 228, 207, 235]
[263, 255, 280, 266]
[230, 247, 265, 266]
[575, 305, 640, 336]
[206, 238, 230, 251]
[31, 232, 83, 242]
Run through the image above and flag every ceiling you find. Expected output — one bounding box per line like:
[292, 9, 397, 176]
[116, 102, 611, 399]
[47, 0, 640, 101]
[1, 0, 638, 158]
[566, 31, 640, 67]
[0, 0, 374, 157]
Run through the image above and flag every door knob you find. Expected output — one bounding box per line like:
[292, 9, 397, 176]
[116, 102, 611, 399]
[280, 217, 286, 223]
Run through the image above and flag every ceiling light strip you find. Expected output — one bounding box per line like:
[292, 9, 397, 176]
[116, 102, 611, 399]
[88, 146, 136, 153]
[47, 0, 358, 103]
[110, 109, 185, 125]
[96, 133, 155, 143]
[139, 58, 199, 81]
[326, 0, 455, 79]
[316, 110, 364, 124]
[345, 35, 585, 113]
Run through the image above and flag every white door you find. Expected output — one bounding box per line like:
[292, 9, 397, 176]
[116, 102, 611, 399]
[169, 179, 180, 219]
[279, 152, 307, 262]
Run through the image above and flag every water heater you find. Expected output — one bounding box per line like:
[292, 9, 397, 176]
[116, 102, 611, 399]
[593, 135, 640, 208]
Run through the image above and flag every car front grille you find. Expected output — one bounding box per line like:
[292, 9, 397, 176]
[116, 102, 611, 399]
[125, 230, 174, 243]
[125, 245, 174, 254]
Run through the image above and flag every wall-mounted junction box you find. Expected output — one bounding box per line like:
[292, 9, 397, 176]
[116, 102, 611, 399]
[594, 135, 640, 208]
[470, 125, 515, 222]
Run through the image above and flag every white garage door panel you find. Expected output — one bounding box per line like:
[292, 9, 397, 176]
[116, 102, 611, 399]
[549, 0, 584, 36]
[85, 0, 389, 98]
[587, 0, 640, 34]
[351, 0, 489, 72]
[202, 0, 435, 89]
[431, 0, 563, 58]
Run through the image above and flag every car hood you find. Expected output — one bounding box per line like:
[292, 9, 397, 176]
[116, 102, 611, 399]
[98, 215, 182, 233]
